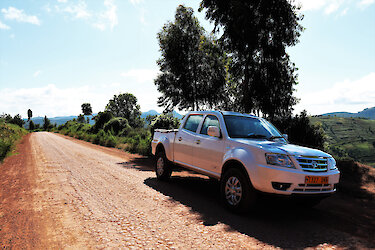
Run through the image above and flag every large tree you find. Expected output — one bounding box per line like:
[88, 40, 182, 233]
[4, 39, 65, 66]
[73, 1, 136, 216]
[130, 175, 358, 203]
[155, 5, 227, 111]
[105, 93, 143, 128]
[199, 0, 303, 118]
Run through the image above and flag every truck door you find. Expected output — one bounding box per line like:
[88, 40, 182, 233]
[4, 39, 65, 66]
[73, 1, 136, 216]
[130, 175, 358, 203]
[174, 114, 203, 167]
[193, 115, 224, 175]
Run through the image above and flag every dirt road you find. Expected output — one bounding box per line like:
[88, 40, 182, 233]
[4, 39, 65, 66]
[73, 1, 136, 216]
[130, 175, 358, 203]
[1, 132, 374, 249]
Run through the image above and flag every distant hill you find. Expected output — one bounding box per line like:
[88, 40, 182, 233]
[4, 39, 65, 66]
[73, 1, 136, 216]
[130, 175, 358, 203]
[321, 107, 375, 120]
[24, 115, 96, 128]
[140, 110, 184, 120]
[24, 110, 184, 128]
[310, 116, 375, 166]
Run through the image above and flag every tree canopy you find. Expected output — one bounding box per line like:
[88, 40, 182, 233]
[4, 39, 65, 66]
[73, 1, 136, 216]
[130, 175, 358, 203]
[105, 93, 143, 128]
[155, 5, 227, 111]
[199, 0, 303, 118]
[81, 103, 93, 116]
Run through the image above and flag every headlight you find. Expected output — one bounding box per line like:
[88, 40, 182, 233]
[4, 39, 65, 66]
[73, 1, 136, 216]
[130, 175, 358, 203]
[265, 153, 295, 168]
[328, 157, 337, 170]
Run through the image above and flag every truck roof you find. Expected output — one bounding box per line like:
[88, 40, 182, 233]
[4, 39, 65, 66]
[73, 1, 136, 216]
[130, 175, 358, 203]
[188, 110, 259, 119]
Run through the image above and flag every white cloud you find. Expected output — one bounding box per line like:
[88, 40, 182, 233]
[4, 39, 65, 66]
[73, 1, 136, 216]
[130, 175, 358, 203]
[296, 0, 373, 14]
[0, 80, 162, 118]
[339, 7, 349, 16]
[121, 69, 159, 83]
[0, 19, 10, 29]
[53, 0, 118, 31]
[358, 0, 375, 8]
[0, 84, 107, 117]
[129, 0, 143, 6]
[295, 72, 375, 115]
[57, 1, 91, 19]
[324, 0, 343, 14]
[57, 0, 68, 3]
[94, 0, 118, 31]
[33, 70, 42, 77]
[1, 7, 41, 25]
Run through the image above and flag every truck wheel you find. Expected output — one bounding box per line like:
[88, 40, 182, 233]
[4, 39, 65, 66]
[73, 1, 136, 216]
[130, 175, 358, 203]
[220, 168, 256, 213]
[155, 151, 172, 181]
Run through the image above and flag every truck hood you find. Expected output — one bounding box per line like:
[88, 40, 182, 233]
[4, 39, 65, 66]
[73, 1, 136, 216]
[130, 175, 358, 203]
[232, 138, 331, 158]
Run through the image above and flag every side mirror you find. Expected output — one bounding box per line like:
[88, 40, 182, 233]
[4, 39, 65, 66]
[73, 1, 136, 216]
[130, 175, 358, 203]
[207, 126, 221, 138]
[283, 134, 288, 140]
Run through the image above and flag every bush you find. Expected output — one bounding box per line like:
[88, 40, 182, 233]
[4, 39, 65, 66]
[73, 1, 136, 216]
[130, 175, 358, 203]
[150, 114, 180, 136]
[0, 121, 28, 162]
[103, 117, 130, 135]
[91, 111, 113, 133]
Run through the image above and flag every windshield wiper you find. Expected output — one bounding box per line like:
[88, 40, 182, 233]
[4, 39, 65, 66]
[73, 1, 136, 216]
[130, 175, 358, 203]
[268, 135, 285, 141]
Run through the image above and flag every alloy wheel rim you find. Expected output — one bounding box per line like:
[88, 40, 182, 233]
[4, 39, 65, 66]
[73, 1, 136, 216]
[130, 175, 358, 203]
[156, 157, 164, 176]
[225, 176, 242, 206]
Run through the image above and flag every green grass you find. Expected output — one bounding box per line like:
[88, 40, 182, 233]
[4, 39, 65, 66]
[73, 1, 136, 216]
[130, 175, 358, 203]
[310, 116, 375, 166]
[0, 120, 28, 162]
[56, 120, 151, 156]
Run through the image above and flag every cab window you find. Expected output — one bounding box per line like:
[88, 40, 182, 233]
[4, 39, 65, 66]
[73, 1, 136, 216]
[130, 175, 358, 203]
[183, 115, 203, 133]
[200, 115, 220, 135]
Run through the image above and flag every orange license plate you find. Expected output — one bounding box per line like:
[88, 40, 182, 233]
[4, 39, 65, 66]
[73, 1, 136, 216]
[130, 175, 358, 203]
[305, 176, 328, 184]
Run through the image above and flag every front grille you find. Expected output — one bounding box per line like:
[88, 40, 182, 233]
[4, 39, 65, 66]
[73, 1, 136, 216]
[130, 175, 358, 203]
[293, 183, 334, 192]
[295, 156, 328, 172]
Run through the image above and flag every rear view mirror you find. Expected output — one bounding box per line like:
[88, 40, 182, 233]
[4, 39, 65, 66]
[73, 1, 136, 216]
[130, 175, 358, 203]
[207, 126, 220, 138]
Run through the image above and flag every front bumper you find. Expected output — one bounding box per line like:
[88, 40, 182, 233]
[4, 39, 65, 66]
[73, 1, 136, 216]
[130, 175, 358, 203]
[249, 164, 340, 195]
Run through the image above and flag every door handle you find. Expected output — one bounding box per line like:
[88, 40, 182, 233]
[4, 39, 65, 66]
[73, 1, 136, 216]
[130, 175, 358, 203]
[195, 140, 201, 144]
[178, 137, 182, 141]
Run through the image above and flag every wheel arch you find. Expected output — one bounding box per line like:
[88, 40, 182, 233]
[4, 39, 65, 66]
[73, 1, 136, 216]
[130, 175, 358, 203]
[155, 143, 165, 155]
[221, 159, 252, 184]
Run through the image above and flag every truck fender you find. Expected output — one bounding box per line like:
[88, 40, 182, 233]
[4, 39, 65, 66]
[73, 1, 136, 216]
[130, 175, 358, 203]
[155, 136, 173, 162]
[222, 147, 256, 182]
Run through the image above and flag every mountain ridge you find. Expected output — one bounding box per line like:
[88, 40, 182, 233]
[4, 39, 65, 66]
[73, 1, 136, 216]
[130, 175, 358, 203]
[24, 110, 184, 126]
[320, 107, 375, 120]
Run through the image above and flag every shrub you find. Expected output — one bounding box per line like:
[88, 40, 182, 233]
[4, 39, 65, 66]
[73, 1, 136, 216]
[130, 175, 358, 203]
[91, 111, 113, 133]
[0, 121, 28, 162]
[103, 117, 130, 135]
[150, 114, 180, 136]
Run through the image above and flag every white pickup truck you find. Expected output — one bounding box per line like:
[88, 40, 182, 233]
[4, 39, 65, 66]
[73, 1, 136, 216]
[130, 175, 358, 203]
[151, 111, 340, 212]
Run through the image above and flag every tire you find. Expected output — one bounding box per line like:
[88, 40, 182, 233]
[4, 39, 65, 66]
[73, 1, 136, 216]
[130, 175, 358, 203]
[220, 168, 257, 213]
[155, 151, 172, 181]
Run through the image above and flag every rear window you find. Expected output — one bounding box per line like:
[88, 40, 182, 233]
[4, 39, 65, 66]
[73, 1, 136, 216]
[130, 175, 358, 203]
[183, 115, 203, 132]
[200, 115, 220, 135]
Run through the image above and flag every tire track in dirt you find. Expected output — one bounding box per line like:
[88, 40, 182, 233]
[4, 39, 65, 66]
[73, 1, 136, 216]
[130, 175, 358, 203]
[1, 132, 373, 249]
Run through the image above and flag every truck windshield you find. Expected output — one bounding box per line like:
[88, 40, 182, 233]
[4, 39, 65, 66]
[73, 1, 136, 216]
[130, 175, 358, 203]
[223, 115, 285, 141]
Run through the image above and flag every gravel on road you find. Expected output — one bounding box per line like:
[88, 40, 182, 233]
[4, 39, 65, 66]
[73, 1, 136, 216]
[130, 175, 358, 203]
[1, 132, 373, 249]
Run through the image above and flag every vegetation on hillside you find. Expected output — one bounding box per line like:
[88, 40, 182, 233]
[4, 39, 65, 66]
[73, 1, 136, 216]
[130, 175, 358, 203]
[0, 119, 28, 162]
[311, 116, 375, 166]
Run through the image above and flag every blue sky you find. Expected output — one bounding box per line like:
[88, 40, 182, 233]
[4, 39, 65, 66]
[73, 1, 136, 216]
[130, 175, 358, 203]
[0, 0, 374, 118]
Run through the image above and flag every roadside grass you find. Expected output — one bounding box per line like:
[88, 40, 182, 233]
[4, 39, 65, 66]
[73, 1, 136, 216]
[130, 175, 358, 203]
[310, 116, 375, 166]
[0, 120, 28, 162]
[55, 121, 151, 156]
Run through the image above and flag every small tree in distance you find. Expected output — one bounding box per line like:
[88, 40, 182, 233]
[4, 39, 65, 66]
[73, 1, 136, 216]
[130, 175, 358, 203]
[81, 103, 92, 116]
[43, 116, 51, 131]
[27, 109, 33, 121]
[29, 120, 35, 130]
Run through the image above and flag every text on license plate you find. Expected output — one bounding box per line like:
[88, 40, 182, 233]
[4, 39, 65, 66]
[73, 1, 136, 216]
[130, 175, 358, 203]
[305, 176, 328, 184]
